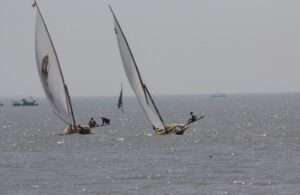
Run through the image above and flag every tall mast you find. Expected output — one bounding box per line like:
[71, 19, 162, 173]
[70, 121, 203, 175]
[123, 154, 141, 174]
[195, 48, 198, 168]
[65, 85, 77, 128]
[144, 85, 165, 126]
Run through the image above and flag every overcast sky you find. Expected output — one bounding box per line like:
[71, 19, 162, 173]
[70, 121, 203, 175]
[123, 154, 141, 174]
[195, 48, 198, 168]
[1, 0, 300, 97]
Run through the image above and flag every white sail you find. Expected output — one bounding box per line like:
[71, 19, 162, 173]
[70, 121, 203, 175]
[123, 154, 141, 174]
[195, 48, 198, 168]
[110, 7, 165, 129]
[35, 5, 75, 125]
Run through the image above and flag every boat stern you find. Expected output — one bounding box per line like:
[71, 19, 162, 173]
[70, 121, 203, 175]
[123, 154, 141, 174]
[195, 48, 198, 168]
[155, 124, 188, 135]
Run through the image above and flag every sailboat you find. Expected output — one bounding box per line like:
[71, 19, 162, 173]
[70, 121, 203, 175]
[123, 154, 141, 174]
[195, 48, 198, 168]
[110, 6, 196, 135]
[34, 1, 90, 134]
[117, 83, 124, 111]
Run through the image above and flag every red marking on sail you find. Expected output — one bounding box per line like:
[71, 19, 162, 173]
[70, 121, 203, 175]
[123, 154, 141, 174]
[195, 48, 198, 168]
[32, 0, 37, 7]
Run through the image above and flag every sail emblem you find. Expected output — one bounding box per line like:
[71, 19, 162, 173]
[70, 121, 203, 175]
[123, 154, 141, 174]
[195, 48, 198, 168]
[41, 55, 53, 101]
[41, 55, 50, 78]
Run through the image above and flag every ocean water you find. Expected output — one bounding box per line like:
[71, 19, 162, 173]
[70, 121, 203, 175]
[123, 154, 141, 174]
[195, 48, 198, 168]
[0, 94, 300, 194]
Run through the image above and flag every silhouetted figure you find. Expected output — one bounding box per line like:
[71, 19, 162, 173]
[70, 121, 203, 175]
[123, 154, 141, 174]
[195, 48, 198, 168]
[88, 117, 99, 128]
[188, 112, 197, 124]
[101, 117, 110, 126]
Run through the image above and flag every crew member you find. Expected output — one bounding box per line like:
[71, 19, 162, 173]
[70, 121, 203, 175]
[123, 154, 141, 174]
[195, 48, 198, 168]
[101, 117, 110, 126]
[88, 117, 99, 128]
[188, 112, 197, 124]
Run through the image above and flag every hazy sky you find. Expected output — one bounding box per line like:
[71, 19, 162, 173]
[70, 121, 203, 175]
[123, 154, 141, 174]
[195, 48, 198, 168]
[1, 0, 300, 97]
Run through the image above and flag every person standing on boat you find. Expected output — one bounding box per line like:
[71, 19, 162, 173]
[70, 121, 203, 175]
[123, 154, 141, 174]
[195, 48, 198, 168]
[88, 117, 99, 128]
[188, 112, 197, 124]
[101, 117, 110, 126]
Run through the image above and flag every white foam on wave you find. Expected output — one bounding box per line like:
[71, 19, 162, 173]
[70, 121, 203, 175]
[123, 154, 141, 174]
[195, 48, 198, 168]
[117, 137, 124, 141]
[57, 140, 64, 145]
[2, 125, 11, 129]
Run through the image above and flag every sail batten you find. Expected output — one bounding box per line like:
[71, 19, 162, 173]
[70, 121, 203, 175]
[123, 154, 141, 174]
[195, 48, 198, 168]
[35, 3, 76, 126]
[110, 6, 165, 129]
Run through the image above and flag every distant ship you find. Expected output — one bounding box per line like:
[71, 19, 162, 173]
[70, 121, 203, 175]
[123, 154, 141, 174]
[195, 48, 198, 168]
[12, 98, 38, 106]
[210, 93, 227, 98]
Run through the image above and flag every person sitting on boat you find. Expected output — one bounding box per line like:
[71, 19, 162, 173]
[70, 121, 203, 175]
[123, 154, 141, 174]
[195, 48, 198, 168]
[101, 117, 110, 126]
[88, 117, 99, 128]
[188, 112, 197, 124]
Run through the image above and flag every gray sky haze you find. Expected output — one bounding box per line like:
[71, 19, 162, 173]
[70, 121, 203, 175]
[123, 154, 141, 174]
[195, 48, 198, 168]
[1, 0, 300, 97]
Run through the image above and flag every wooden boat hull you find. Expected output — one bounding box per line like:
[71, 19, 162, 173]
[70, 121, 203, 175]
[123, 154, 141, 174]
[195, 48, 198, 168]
[156, 124, 188, 135]
[64, 124, 91, 134]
